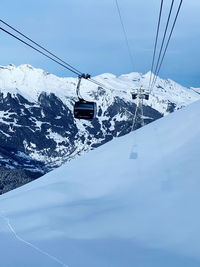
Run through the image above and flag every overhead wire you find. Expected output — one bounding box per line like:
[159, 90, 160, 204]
[89, 78, 113, 91]
[0, 26, 81, 76]
[152, 0, 183, 87]
[0, 21, 118, 93]
[0, 26, 124, 96]
[150, 0, 183, 90]
[150, 0, 175, 90]
[0, 19, 82, 76]
[0, 0, 183, 100]
[149, 0, 164, 89]
[114, 0, 138, 131]
[114, 0, 134, 70]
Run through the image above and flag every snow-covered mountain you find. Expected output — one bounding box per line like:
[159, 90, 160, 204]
[0, 64, 199, 193]
[0, 99, 200, 267]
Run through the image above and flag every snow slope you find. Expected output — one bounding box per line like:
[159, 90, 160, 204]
[0, 97, 200, 266]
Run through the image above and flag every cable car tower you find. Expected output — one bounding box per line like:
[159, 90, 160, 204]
[131, 85, 149, 131]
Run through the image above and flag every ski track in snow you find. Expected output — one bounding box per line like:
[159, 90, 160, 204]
[0, 211, 69, 267]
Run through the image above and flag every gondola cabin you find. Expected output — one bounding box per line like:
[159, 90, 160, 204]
[132, 93, 137, 100]
[74, 99, 97, 120]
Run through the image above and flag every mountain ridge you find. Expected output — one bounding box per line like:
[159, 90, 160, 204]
[0, 63, 199, 193]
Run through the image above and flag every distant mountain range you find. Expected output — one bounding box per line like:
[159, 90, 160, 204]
[0, 64, 199, 193]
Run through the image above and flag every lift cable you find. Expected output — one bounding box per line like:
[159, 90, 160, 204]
[115, 0, 134, 70]
[0, 19, 82, 76]
[0, 26, 81, 76]
[88, 78, 112, 90]
[149, 0, 164, 90]
[150, 0, 175, 90]
[152, 0, 183, 87]
[0, 23, 119, 93]
[114, 0, 142, 131]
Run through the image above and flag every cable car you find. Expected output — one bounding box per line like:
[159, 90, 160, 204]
[74, 99, 97, 120]
[131, 88, 149, 101]
[132, 93, 137, 100]
[73, 74, 97, 120]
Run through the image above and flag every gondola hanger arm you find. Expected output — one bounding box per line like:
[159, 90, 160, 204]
[76, 73, 91, 101]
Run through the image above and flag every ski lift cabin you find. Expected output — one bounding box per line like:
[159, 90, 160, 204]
[131, 88, 149, 101]
[74, 99, 97, 120]
[73, 74, 97, 120]
[132, 93, 137, 100]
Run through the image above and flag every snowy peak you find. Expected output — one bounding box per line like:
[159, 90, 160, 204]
[0, 64, 199, 109]
[0, 64, 76, 102]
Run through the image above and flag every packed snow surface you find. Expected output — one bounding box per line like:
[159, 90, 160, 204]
[0, 99, 200, 266]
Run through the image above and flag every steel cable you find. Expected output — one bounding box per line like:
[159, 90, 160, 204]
[151, 0, 175, 90]
[115, 0, 134, 70]
[149, 0, 164, 90]
[152, 0, 183, 87]
[0, 26, 81, 76]
[0, 24, 116, 92]
[0, 19, 82, 75]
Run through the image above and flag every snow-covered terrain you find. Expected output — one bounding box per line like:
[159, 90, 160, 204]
[0, 99, 200, 266]
[0, 63, 199, 193]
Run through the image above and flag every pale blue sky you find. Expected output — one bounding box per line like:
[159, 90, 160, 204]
[0, 0, 199, 87]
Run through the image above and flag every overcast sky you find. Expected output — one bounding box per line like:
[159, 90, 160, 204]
[0, 0, 199, 87]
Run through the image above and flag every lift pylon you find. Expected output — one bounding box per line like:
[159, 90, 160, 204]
[131, 86, 149, 131]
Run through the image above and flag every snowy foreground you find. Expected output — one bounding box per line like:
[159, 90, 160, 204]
[0, 100, 200, 267]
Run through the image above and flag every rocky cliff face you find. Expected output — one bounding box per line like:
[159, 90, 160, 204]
[0, 64, 199, 193]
